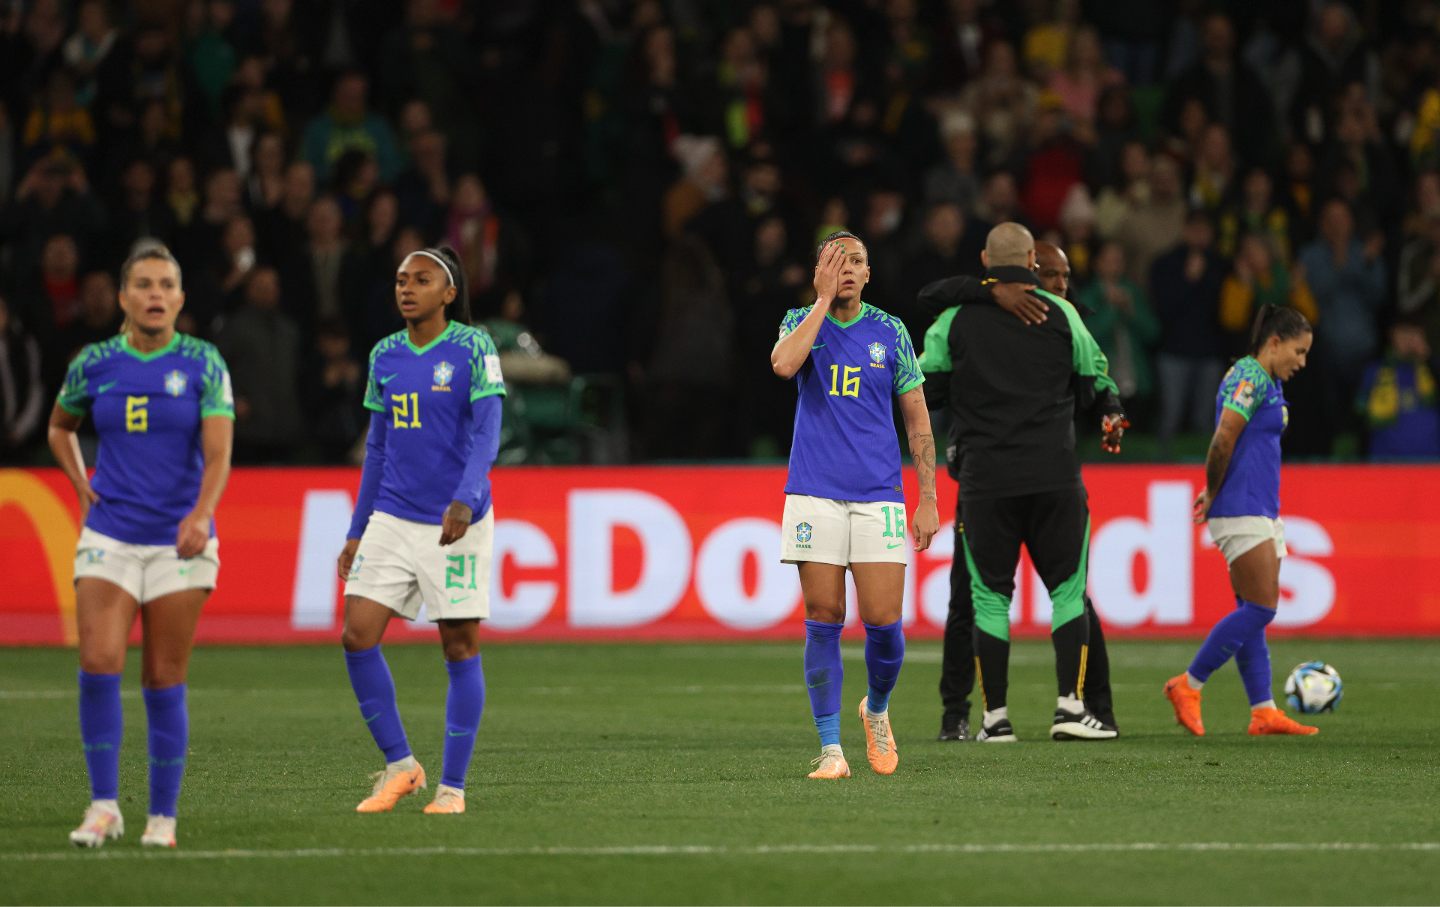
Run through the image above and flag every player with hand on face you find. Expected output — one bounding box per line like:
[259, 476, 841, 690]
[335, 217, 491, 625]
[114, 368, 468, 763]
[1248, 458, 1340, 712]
[772, 231, 939, 779]
[50, 245, 234, 849]
[1166, 306, 1319, 737]
[337, 245, 506, 815]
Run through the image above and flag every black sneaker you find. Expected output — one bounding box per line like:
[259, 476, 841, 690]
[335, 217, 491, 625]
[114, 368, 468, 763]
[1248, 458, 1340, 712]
[977, 718, 1017, 742]
[1050, 707, 1118, 740]
[937, 716, 971, 742]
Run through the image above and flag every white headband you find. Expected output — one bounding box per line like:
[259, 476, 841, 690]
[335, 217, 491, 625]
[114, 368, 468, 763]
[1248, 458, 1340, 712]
[406, 250, 454, 287]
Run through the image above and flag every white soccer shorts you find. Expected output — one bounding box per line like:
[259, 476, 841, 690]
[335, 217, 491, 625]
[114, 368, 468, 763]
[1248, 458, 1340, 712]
[780, 494, 910, 566]
[73, 527, 220, 604]
[1208, 515, 1287, 565]
[344, 510, 494, 621]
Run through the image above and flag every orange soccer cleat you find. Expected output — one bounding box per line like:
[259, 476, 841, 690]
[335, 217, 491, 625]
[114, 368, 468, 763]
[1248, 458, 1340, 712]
[1248, 707, 1319, 736]
[806, 747, 851, 780]
[356, 761, 427, 813]
[1164, 674, 1205, 736]
[423, 785, 466, 815]
[858, 697, 899, 775]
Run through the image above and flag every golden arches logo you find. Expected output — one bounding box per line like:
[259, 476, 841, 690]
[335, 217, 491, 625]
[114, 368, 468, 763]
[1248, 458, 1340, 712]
[0, 470, 79, 645]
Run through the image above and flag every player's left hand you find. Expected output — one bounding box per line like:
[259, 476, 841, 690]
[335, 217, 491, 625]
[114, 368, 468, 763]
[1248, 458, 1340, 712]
[175, 509, 210, 559]
[1192, 490, 1212, 525]
[440, 500, 472, 546]
[1101, 414, 1129, 454]
[912, 501, 939, 552]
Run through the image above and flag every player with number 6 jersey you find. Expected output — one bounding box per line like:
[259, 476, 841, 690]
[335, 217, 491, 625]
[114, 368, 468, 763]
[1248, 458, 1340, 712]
[771, 230, 939, 781]
[336, 245, 505, 816]
[49, 244, 235, 850]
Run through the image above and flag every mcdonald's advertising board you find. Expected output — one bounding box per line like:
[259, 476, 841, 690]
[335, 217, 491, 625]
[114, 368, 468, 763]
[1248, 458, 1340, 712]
[3, 466, 1438, 645]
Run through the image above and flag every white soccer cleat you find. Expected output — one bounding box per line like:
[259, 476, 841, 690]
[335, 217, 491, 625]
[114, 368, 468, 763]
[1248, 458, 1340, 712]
[69, 803, 124, 848]
[141, 814, 177, 848]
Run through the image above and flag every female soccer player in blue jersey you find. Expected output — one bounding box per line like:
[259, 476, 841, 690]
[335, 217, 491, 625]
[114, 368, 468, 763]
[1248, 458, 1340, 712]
[1165, 305, 1320, 737]
[771, 232, 939, 779]
[336, 245, 505, 815]
[48, 245, 235, 848]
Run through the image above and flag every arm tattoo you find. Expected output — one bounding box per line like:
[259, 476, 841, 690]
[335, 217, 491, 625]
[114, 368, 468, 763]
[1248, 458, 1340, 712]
[1204, 434, 1233, 499]
[909, 431, 937, 502]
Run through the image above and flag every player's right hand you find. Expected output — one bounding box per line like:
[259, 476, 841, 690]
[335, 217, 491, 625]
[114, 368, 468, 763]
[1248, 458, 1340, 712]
[75, 482, 99, 525]
[812, 240, 843, 304]
[992, 282, 1046, 325]
[337, 538, 360, 581]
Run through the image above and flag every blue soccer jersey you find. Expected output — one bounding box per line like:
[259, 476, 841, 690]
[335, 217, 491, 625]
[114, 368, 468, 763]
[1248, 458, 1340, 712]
[362, 321, 506, 524]
[56, 333, 235, 545]
[780, 302, 924, 503]
[1210, 356, 1286, 519]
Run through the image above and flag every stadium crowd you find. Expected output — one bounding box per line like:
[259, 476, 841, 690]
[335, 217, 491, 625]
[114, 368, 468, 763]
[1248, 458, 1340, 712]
[1, 0, 1439, 464]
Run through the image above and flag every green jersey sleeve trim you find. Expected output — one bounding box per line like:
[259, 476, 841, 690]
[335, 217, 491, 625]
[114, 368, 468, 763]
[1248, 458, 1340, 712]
[57, 398, 87, 416]
[363, 400, 386, 413]
[201, 408, 238, 419]
[1040, 289, 1119, 396]
[896, 376, 924, 396]
[918, 306, 959, 373]
[465, 325, 508, 401]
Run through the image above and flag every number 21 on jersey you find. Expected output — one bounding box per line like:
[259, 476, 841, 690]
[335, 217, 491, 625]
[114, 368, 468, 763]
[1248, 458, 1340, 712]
[828, 365, 860, 397]
[391, 392, 421, 428]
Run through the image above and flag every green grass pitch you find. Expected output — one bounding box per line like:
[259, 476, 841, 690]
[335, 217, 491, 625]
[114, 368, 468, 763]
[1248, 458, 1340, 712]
[2, 639, 1438, 905]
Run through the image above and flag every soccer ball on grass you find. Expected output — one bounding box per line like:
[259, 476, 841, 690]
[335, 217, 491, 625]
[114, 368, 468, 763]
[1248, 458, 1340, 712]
[1284, 661, 1342, 713]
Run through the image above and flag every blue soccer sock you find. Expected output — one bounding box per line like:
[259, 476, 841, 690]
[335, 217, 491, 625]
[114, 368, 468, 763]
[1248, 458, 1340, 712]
[1187, 598, 1276, 684]
[804, 620, 844, 747]
[1234, 632, 1274, 707]
[863, 619, 905, 713]
[78, 670, 123, 801]
[344, 645, 412, 762]
[441, 655, 485, 790]
[143, 684, 188, 817]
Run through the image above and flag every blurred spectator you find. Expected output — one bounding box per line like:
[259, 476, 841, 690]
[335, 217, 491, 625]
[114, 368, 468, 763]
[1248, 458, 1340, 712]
[22, 70, 97, 167]
[976, 169, 1023, 225]
[1080, 240, 1158, 403]
[1023, 0, 1081, 83]
[0, 101, 14, 209]
[57, 270, 120, 360]
[899, 201, 983, 338]
[1398, 210, 1440, 352]
[924, 112, 981, 212]
[62, 0, 119, 108]
[17, 233, 82, 354]
[1356, 317, 1440, 460]
[257, 160, 315, 270]
[446, 174, 528, 317]
[1116, 154, 1186, 286]
[282, 195, 365, 338]
[1094, 140, 1149, 239]
[1292, 2, 1380, 147]
[394, 128, 450, 235]
[964, 41, 1038, 171]
[663, 135, 728, 239]
[1188, 124, 1236, 214]
[1149, 209, 1227, 454]
[1219, 234, 1318, 350]
[484, 290, 571, 386]
[245, 132, 287, 212]
[1298, 199, 1387, 449]
[303, 317, 366, 463]
[300, 70, 401, 184]
[215, 215, 260, 308]
[643, 234, 734, 459]
[1162, 12, 1274, 166]
[1056, 184, 1098, 285]
[1218, 167, 1294, 262]
[0, 293, 45, 459]
[216, 267, 303, 463]
[1046, 26, 1122, 129]
[1, 155, 104, 281]
[1020, 96, 1085, 231]
[736, 215, 806, 455]
[109, 158, 176, 266]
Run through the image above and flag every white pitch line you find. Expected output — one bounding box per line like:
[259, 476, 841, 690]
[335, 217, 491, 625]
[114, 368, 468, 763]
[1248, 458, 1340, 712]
[3, 841, 1437, 863]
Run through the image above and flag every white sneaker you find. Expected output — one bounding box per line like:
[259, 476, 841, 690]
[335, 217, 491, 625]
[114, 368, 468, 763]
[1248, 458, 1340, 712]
[141, 814, 177, 848]
[69, 803, 124, 848]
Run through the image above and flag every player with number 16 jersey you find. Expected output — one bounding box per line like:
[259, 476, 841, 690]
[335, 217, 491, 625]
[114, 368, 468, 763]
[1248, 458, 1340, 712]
[771, 231, 938, 782]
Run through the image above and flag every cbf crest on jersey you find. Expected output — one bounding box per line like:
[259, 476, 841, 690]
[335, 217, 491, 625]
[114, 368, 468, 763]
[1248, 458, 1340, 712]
[795, 521, 813, 547]
[164, 370, 187, 397]
[432, 360, 454, 391]
[868, 341, 887, 367]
